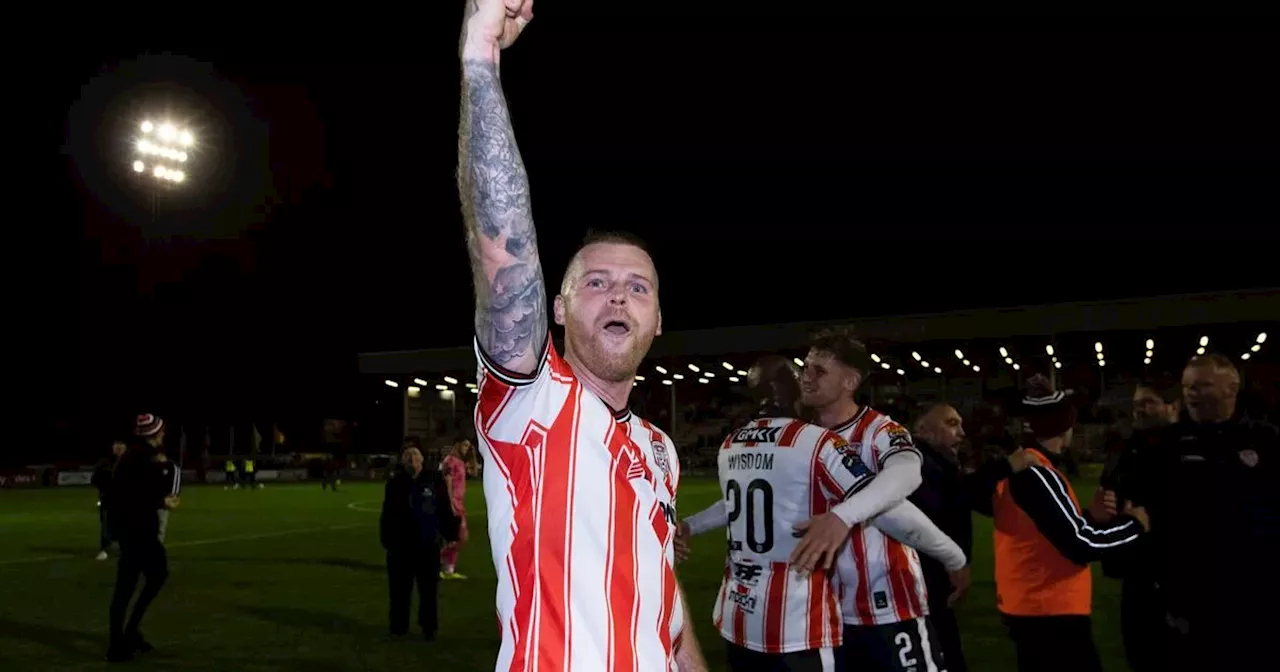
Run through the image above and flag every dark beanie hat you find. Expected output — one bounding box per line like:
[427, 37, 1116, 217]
[1022, 375, 1076, 438]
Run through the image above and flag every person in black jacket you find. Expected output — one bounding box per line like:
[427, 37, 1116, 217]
[107, 414, 177, 663]
[1106, 355, 1279, 671]
[380, 444, 458, 640]
[92, 441, 128, 561]
[909, 404, 973, 672]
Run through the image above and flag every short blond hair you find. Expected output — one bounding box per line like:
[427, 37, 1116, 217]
[1186, 353, 1241, 382]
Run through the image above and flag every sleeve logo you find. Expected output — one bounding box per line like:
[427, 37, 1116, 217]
[885, 424, 914, 450]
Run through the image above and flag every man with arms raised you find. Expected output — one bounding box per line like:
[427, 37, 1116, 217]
[679, 356, 967, 672]
[458, 2, 704, 670]
[791, 328, 968, 672]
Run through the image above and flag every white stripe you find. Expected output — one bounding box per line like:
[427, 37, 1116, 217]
[819, 646, 836, 672]
[1029, 467, 1139, 548]
[0, 522, 371, 567]
[916, 617, 940, 672]
[1022, 391, 1065, 405]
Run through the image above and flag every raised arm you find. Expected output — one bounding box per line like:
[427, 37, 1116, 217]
[459, 0, 546, 375]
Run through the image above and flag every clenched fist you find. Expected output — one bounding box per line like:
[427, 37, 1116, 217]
[462, 0, 534, 59]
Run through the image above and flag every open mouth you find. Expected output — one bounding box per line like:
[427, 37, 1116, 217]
[603, 320, 631, 336]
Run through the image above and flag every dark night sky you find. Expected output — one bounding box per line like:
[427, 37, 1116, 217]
[47, 9, 1278, 442]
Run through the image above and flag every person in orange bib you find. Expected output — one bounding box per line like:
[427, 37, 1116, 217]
[977, 375, 1151, 672]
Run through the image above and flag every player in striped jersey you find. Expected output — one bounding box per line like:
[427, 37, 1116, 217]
[459, 3, 706, 670]
[794, 328, 968, 672]
[681, 357, 967, 672]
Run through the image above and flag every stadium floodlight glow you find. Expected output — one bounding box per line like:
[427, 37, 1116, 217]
[662, 379, 673, 386]
[687, 364, 700, 372]
[697, 378, 708, 384]
[470, 387, 479, 394]
[1013, 363, 1021, 371]
[1196, 347, 1206, 356]
[384, 380, 399, 388]
[655, 365, 668, 374]
[881, 362, 890, 369]
[999, 346, 1009, 358]
[973, 365, 980, 372]
[465, 382, 477, 388]
[793, 357, 804, 367]
[1005, 357, 1014, 364]
[1258, 332, 1268, 344]
[443, 376, 458, 385]
[673, 373, 684, 380]
[1252, 344, 1261, 352]
[132, 160, 145, 172]
[1046, 345, 1055, 356]
[871, 354, 882, 363]
[1199, 336, 1209, 347]
[1146, 338, 1155, 349]
[934, 366, 942, 374]
[1097, 352, 1105, 360]
[736, 370, 747, 376]
[722, 362, 734, 370]
[1099, 360, 1106, 367]
[435, 384, 448, 391]
[912, 351, 922, 361]
[140, 120, 154, 133]
[954, 349, 964, 360]
[635, 375, 645, 381]
[1054, 361, 1062, 369]
[963, 359, 971, 366]
[896, 368, 905, 375]
[728, 376, 740, 383]
[1241, 353, 1251, 361]
[1146, 350, 1153, 357]
[1144, 357, 1151, 364]
[705, 372, 715, 378]
[407, 385, 421, 395]
[921, 360, 930, 368]
[413, 378, 428, 386]
[1095, 342, 1104, 353]
[134, 120, 195, 186]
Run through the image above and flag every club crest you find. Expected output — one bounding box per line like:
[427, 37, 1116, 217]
[652, 441, 672, 481]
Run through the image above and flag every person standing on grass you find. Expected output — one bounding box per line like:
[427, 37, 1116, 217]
[380, 444, 459, 641]
[106, 414, 179, 663]
[93, 440, 128, 560]
[439, 436, 473, 580]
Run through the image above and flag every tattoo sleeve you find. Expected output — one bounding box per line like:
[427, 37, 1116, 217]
[459, 58, 547, 373]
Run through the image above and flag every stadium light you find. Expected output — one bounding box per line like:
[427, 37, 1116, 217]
[1013, 363, 1021, 371]
[470, 387, 479, 394]
[1258, 332, 1268, 344]
[655, 366, 668, 374]
[963, 359, 971, 366]
[407, 386, 421, 397]
[934, 366, 942, 374]
[465, 382, 477, 389]
[1146, 350, 1153, 357]
[688, 364, 700, 373]
[435, 384, 448, 391]
[1045, 345, 1055, 356]
[443, 376, 458, 385]
[912, 351, 922, 361]
[728, 376, 740, 383]
[705, 372, 715, 378]
[1241, 353, 1251, 361]
[896, 368, 905, 375]
[1097, 352, 1104, 360]
[413, 378, 428, 386]
[722, 362, 734, 370]
[736, 370, 747, 376]
[1054, 361, 1062, 369]
[921, 360, 930, 368]
[662, 380, 673, 386]
[1095, 342, 1104, 353]
[1251, 344, 1261, 352]
[871, 354, 882, 363]
[1199, 336, 1209, 347]
[1196, 347, 1206, 356]
[635, 375, 646, 381]
[999, 346, 1009, 358]
[881, 362, 890, 370]
[698, 378, 708, 384]
[973, 365, 980, 372]
[1146, 338, 1155, 349]
[1005, 357, 1014, 364]
[954, 349, 964, 360]
[384, 380, 399, 388]
[134, 119, 195, 186]
[1099, 360, 1106, 367]
[1144, 358, 1151, 364]
[793, 357, 804, 367]
[673, 374, 685, 380]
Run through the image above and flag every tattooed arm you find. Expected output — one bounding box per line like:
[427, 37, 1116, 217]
[459, 1, 545, 376]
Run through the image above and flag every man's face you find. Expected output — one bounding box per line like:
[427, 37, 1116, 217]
[1182, 364, 1239, 423]
[800, 349, 860, 409]
[402, 447, 424, 473]
[111, 442, 127, 457]
[554, 243, 661, 383]
[922, 405, 966, 451]
[1132, 386, 1178, 429]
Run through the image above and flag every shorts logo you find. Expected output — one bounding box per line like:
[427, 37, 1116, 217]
[873, 591, 889, 610]
[1239, 449, 1259, 468]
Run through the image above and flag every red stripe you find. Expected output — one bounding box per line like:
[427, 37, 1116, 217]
[764, 563, 787, 652]
[851, 528, 875, 623]
[477, 377, 514, 431]
[714, 563, 730, 632]
[806, 568, 825, 650]
[498, 425, 543, 672]
[531, 390, 580, 671]
[825, 577, 841, 648]
[778, 419, 804, 447]
[885, 539, 914, 623]
[603, 424, 618, 672]
[606, 425, 640, 672]
[732, 595, 746, 645]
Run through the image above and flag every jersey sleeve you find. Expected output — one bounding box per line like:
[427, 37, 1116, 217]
[815, 430, 875, 502]
[1009, 464, 1145, 566]
[867, 420, 921, 469]
[473, 330, 553, 390]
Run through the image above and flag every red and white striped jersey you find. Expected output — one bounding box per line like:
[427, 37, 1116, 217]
[710, 417, 876, 653]
[473, 334, 685, 672]
[831, 406, 930, 626]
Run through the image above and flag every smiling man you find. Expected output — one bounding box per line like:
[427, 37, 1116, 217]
[457, 1, 703, 670]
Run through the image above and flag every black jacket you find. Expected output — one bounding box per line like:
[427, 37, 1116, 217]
[1117, 417, 1280, 623]
[908, 438, 973, 605]
[108, 448, 169, 540]
[92, 456, 119, 505]
[380, 467, 459, 553]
